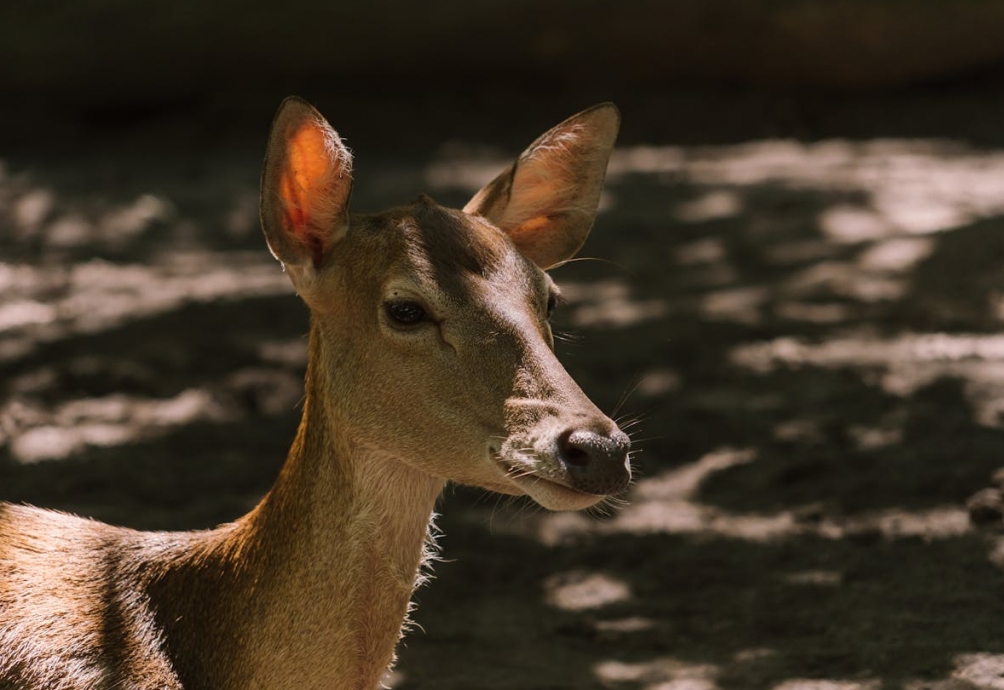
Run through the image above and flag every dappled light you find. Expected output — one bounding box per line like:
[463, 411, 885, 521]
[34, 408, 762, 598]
[0, 155, 308, 521]
[523, 447, 971, 546]
[560, 280, 669, 328]
[772, 681, 877, 690]
[733, 333, 1004, 426]
[611, 140, 1004, 234]
[0, 256, 288, 360]
[594, 657, 719, 690]
[5, 389, 224, 464]
[544, 570, 632, 611]
[674, 190, 743, 223]
[7, 118, 1004, 690]
[948, 653, 1004, 690]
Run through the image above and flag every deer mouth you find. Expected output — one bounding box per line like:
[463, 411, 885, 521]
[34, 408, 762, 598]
[492, 454, 607, 511]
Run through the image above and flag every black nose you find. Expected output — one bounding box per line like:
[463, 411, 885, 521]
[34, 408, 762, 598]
[558, 429, 631, 495]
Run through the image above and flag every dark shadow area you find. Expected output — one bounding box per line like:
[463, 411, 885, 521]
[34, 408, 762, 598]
[0, 418, 290, 530]
[699, 374, 1004, 514]
[890, 216, 1004, 332]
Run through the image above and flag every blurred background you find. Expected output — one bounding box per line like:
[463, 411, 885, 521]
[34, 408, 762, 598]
[4, 2, 1004, 689]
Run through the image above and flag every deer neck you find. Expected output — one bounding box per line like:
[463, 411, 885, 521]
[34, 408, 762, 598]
[153, 326, 446, 690]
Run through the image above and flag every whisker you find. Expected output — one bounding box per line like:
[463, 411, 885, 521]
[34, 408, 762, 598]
[616, 406, 656, 439]
[553, 330, 583, 344]
[553, 256, 633, 274]
[504, 494, 529, 520]
[489, 492, 512, 532]
[614, 367, 664, 419]
[615, 416, 648, 432]
[585, 493, 629, 519]
[512, 494, 541, 521]
[624, 436, 661, 445]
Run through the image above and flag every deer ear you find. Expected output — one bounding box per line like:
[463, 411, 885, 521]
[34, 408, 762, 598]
[464, 103, 619, 269]
[261, 97, 353, 275]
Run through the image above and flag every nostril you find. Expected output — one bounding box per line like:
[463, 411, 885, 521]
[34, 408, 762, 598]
[558, 429, 592, 468]
[556, 428, 632, 495]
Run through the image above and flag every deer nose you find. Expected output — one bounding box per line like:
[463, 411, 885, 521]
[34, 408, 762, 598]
[558, 429, 631, 495]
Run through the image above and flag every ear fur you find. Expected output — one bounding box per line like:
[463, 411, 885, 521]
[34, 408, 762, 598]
[261, 97, 353, 275]
[464, 103, 619, 269]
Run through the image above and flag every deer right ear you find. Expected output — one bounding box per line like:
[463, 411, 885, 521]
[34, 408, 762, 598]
[464, 103, 619, 270]
[261, 97, 353, 278]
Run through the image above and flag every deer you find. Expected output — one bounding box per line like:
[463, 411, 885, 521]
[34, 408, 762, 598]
[0, 97, 631, 690]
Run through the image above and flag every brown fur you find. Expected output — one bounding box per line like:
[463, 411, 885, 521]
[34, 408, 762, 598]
[0, 97, 627, 690]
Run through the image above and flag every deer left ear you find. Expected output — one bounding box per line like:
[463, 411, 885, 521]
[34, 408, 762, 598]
[464, 103, 619, 269]
[261, 97, 353, 276]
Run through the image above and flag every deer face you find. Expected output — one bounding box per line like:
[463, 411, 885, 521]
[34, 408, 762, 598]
[260, 98, 630, 510]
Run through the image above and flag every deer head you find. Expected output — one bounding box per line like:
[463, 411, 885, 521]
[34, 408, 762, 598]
[260, 97, 630, 511]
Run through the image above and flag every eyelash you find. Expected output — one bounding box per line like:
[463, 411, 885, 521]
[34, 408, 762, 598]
[384, 293, 558, 329]
[385, 300, 427, 327]
[546, 292, 564, 319]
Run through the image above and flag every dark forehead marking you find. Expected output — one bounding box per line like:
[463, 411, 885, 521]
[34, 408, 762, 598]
[399, 197, 512, 278]
[348, 197, 548, 304]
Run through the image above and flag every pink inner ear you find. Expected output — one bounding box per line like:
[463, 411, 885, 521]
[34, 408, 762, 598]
[508, 214, 582, 269]
[508, 215, 552, 246]
[279, 120, 333, 263]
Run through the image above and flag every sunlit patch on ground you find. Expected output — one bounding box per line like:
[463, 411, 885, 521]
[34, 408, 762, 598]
[614, 140, 1004, 235]
[560, 280, 669, 328]
[381, 669, 406, 689]
[899, 653, 1004, 690]
[544, 570, 632, 611]
[771, 680, 879, 690]
[732, 333, 1004, 426]
[595, 657, 720, 690]
[944, 653, 1004, 690]
[674, 190, 743, 223]
[0, 254, 290, 362]
[4, 389, 224, 463]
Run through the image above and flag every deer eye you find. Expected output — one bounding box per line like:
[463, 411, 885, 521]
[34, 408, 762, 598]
[546, 293, 558, 320]
[385, 300, 427, 327]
